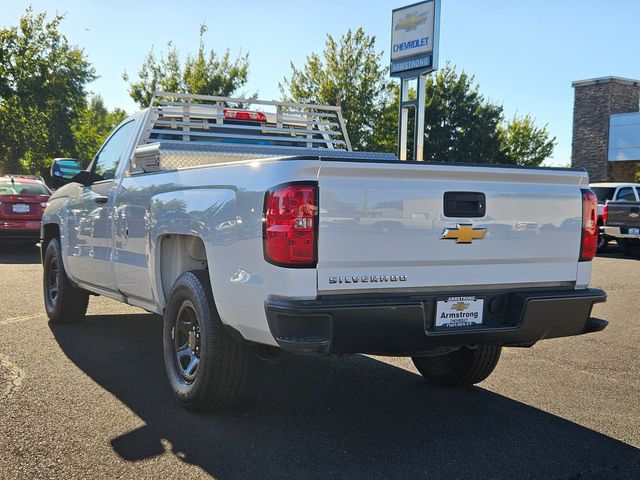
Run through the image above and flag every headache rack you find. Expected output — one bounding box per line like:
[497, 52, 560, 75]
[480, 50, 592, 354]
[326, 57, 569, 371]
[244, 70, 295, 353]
[139, 91, 352, 151]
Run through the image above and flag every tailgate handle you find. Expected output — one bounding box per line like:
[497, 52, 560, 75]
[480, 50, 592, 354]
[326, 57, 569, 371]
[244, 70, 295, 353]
[443, 192, 486, 218]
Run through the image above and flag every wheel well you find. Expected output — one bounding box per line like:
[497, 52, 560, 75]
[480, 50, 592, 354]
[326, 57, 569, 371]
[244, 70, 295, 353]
[41, 223, 60, 263]
[159, 234, 208, 304]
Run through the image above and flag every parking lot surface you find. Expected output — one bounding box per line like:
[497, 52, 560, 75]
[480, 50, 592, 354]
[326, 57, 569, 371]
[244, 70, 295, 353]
[0, 245, 638, 479]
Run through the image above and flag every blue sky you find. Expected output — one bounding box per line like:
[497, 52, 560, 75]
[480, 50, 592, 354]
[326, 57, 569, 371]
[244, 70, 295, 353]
[2, 0, 639, 165]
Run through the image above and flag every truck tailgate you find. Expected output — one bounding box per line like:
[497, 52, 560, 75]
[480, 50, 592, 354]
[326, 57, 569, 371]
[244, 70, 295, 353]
[317, 161, 586, 294]
[605, 201, 640, 228]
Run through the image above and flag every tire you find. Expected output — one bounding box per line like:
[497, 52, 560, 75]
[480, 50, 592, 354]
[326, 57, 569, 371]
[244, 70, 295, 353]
[43, 238, 90, 323]
[412, 345, 501, 387]
[163, 270, 249, 411]
[596, 232, 608, 253]
[617, 238, 640, 257]
[617, 238, 629, 256]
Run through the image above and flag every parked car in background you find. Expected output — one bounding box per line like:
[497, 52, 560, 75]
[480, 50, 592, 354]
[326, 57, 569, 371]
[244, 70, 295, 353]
[590, 182, 640, 252]
[0, 175, 51, 245]
[602, 197, 640, 257]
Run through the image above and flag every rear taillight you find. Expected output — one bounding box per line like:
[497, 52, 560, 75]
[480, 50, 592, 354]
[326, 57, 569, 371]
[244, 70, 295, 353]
[224, 109, 266, 122]
[580, 189, 598, 261]
[264, 183, 317, 267]
[602, 203, 608, 223]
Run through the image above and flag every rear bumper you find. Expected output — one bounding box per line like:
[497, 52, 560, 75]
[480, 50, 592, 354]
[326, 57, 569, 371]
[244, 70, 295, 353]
[265, 288, 607, 355]
[0, 221, 41, 240]
[603, 226, 640, 239]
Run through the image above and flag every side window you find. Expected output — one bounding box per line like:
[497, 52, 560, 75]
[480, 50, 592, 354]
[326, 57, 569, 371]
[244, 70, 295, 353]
[616, 187, 636, 202]
[93, 120, 136, 181]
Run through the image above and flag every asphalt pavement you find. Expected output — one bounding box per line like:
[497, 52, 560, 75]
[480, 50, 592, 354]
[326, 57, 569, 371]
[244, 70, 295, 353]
[0, 243, 638, 479]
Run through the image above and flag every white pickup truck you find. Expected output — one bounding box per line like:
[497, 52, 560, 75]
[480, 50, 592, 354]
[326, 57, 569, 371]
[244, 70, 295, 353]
[42, 92, 607, 411]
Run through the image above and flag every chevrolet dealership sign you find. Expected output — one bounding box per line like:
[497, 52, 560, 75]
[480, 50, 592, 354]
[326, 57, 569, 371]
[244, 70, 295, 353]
[390, 0, 439, 76]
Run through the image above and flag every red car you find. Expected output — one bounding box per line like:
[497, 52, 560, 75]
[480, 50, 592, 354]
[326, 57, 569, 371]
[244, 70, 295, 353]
[0, 175, 51, 244]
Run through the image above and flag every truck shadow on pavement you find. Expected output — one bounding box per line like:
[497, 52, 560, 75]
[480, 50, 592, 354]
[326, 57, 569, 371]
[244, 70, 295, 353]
[50, 313, 640, 480]
[0, 243, 41, 264]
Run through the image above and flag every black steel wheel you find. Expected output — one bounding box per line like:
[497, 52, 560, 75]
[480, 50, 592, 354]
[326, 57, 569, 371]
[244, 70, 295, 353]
[163, 270, 249, 411]
[173, 299, 201, 383]
[42, 238, 89, 323]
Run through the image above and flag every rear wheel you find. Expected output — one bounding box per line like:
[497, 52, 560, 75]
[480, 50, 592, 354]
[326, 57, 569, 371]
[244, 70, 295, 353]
[163, 270, 249, 411]
[43, 238, 89, 323]
[412, 345, 501, 387]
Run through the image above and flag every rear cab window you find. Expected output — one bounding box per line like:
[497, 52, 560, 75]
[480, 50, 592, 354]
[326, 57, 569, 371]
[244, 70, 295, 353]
[591, 187, 616, 204]
[616, 187, 637, 202]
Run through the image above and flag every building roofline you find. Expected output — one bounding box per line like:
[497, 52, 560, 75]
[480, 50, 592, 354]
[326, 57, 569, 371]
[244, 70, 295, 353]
[572, 76, 640, 88]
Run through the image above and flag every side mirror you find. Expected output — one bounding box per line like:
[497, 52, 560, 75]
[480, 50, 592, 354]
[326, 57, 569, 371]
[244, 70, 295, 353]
[51, 158, 82, 181]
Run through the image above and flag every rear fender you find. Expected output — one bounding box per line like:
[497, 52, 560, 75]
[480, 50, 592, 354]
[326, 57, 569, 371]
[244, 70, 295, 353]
[148, 188, 237, 307]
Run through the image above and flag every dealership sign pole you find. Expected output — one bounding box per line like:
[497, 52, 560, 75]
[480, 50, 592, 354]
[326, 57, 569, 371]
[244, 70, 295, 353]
[390, 0, 440, 161]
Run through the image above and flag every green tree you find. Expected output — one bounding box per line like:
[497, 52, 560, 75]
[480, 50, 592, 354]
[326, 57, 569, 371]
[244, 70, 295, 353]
[373, 65, 555, 165]
[422, 66, 504, 164]
[123, 24, 250, 108]
[280, 28, 391, 151]
[368, 82, 401, 153]
[498, 115, 555, 166]
[72, 96, 127, 165]
[0, 8, 96, 175]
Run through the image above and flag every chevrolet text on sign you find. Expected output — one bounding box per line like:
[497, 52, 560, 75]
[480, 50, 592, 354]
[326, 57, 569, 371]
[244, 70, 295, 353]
[390, 0, 436, 75]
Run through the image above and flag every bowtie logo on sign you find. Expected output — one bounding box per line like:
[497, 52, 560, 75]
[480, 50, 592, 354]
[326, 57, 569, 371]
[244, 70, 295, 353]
[395, 12, 428, 32]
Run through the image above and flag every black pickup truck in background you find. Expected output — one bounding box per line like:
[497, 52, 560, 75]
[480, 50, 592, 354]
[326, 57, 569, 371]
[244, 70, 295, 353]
[603, 200, 640, 256]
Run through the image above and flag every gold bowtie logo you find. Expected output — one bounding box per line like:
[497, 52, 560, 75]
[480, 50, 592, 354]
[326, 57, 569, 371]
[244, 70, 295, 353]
[451, 302, 470, 311]
[395, 13, 428, 32]
[441, 224, 487, 244]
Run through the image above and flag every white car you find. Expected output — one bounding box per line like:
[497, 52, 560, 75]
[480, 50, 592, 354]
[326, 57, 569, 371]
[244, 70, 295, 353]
[41, 92, 608, 411]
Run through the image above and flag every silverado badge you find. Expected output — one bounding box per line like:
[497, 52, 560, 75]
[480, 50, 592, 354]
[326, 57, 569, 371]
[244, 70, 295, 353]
[441, 224, 487, 244]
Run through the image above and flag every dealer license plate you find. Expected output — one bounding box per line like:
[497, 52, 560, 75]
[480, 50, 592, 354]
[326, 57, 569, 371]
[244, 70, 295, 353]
[12, 204, 30, 213]
[435, 296, 484, 328]
[629, 228, 640, 236]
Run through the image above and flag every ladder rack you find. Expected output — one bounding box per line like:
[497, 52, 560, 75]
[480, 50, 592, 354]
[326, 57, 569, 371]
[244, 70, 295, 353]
[140, 91, 352, 151]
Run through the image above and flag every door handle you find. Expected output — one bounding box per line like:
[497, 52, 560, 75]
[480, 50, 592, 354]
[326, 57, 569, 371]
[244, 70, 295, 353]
[94, 195, 109, 204]
[443, 192, 486, 218]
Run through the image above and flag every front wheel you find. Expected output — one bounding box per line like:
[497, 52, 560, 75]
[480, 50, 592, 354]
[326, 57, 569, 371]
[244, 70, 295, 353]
[412, 345, 501, 387]
[43, 238, 89, 323]
[163, 270, 249, 411]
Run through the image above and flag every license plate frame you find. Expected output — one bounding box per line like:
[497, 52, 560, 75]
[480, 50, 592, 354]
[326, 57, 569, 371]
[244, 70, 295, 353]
[12, 204, 30, 213]
[434, 296, 484, 328]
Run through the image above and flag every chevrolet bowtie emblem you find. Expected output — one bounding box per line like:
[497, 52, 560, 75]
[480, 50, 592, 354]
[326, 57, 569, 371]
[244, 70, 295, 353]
[395, 12, 428, 31]
[451, 301, 470, 311]
[441, 224, 487, 244]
